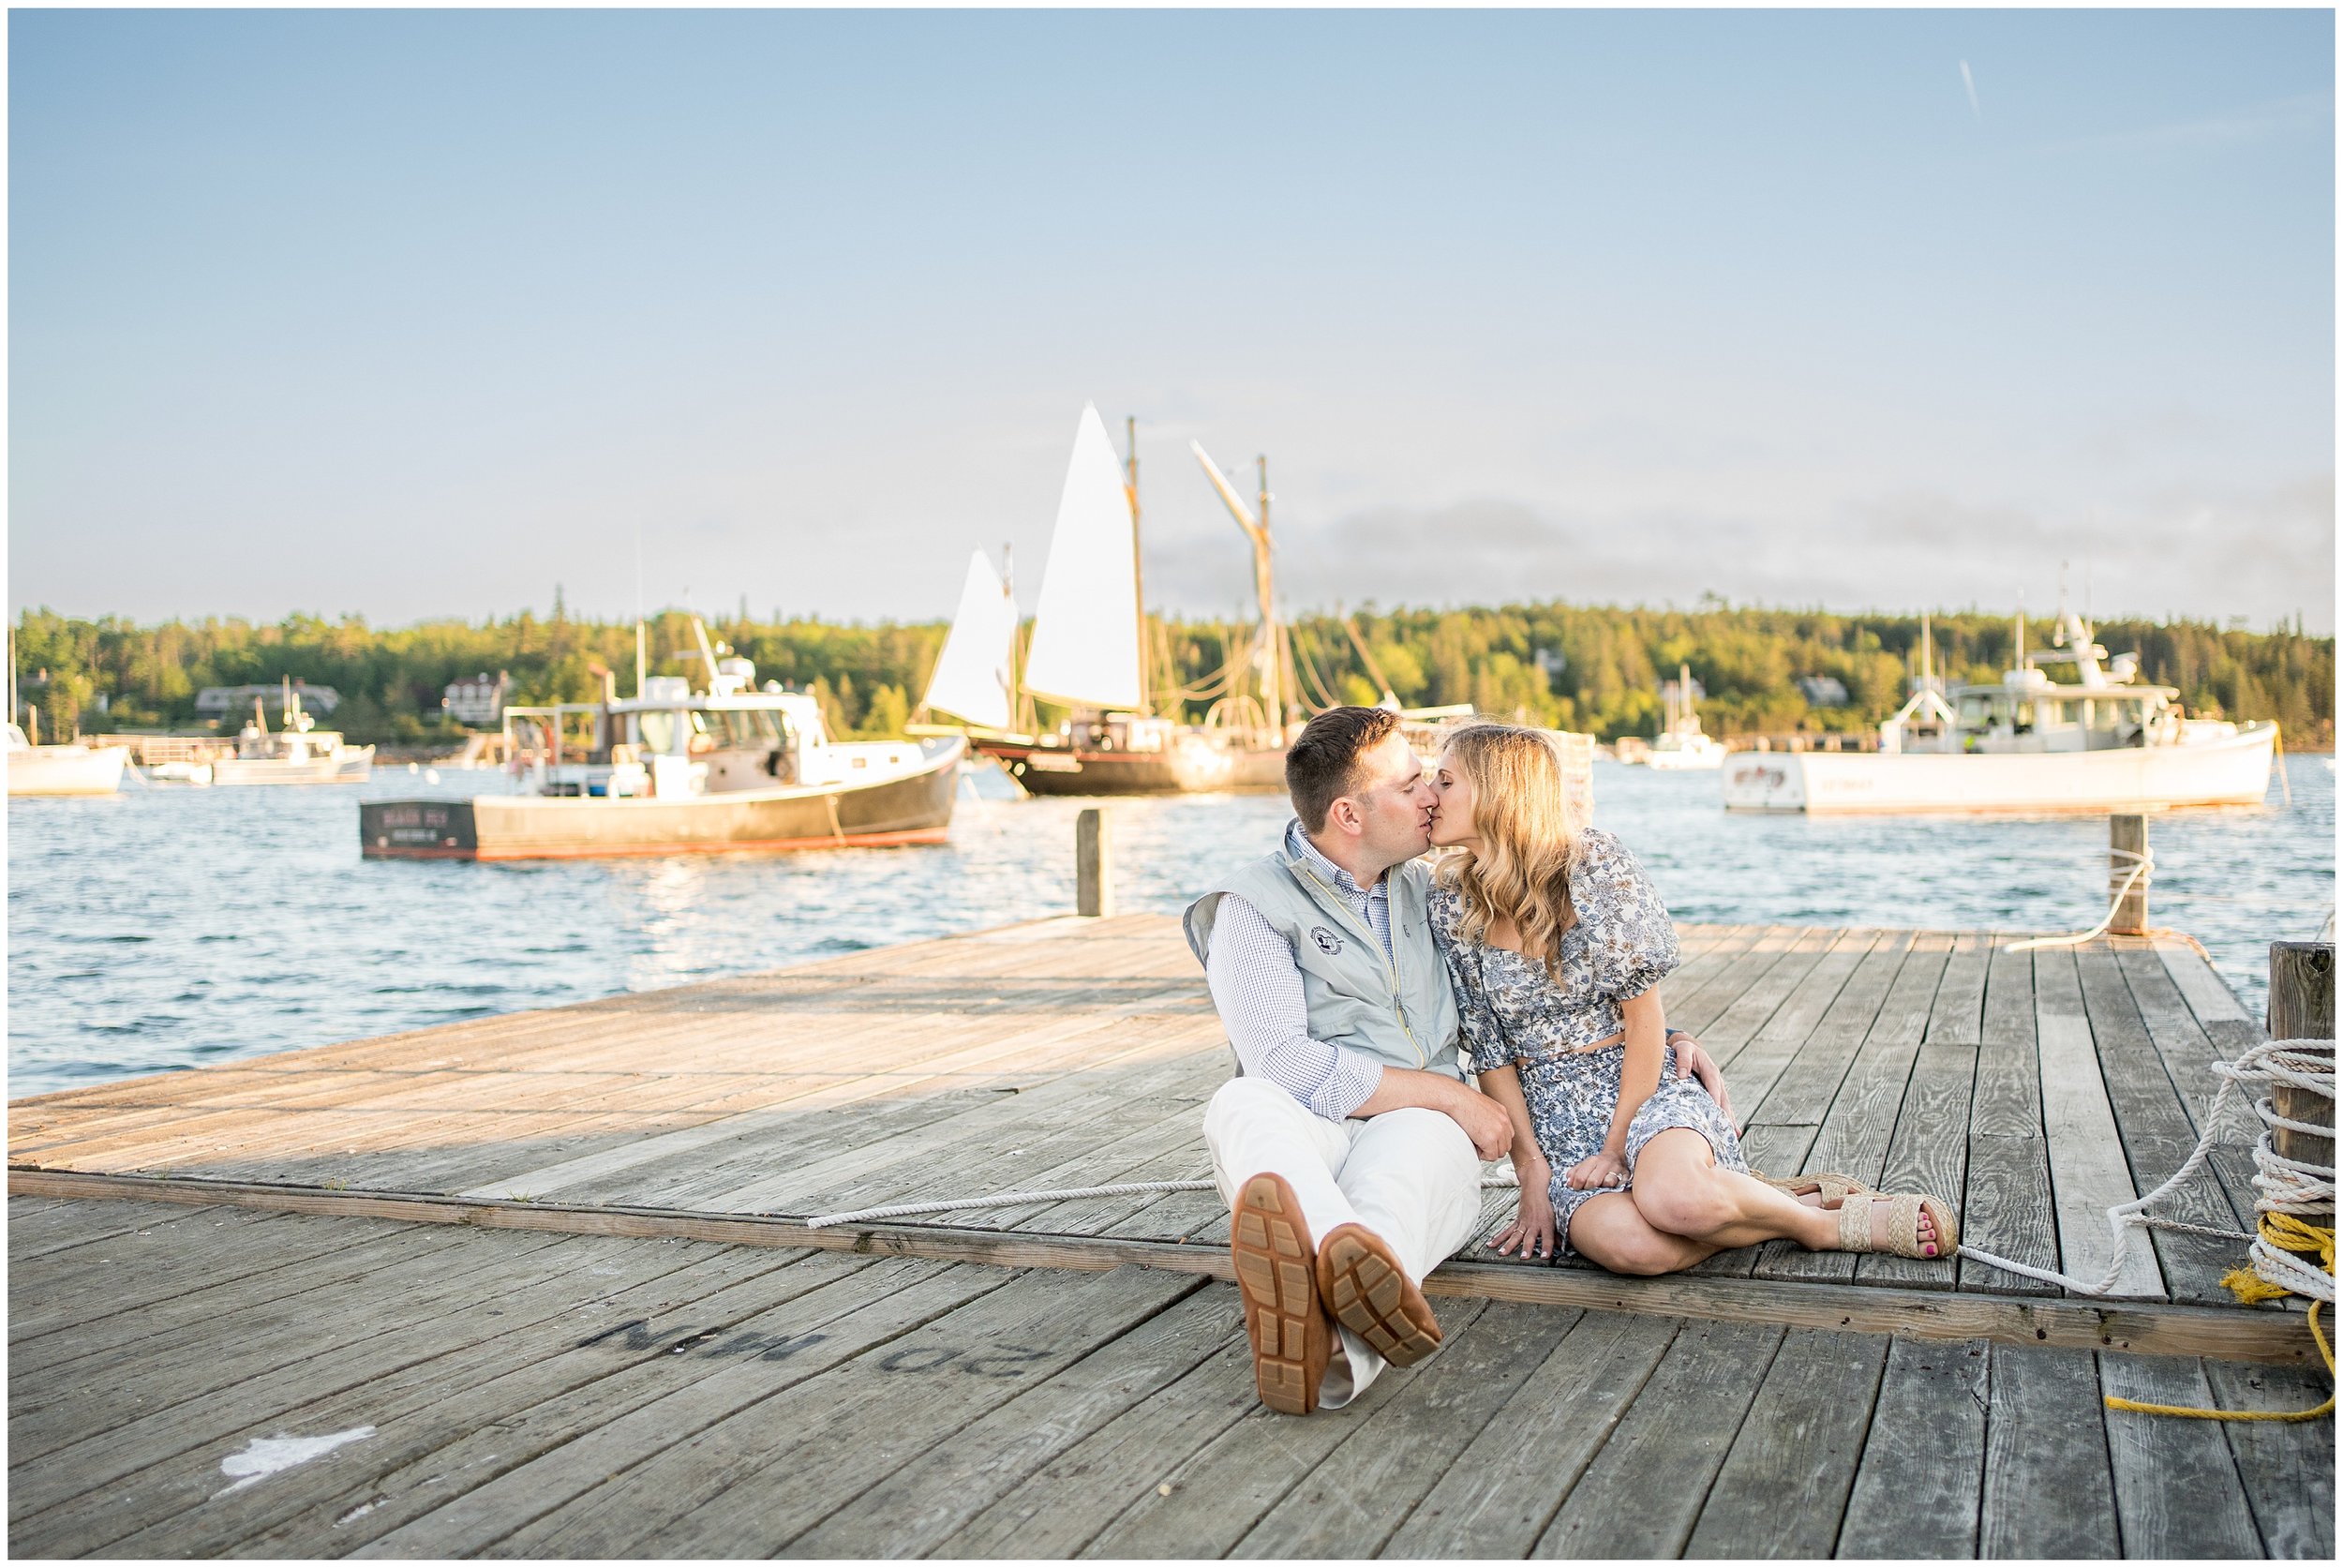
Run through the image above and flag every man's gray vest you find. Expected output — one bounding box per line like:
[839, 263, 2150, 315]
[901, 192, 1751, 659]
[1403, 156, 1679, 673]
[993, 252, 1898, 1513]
[1184, 833, 1465, 1083]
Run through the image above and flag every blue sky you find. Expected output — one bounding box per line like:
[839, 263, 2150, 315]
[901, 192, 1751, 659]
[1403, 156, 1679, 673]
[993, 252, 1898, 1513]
[9, 8, 2335, 631]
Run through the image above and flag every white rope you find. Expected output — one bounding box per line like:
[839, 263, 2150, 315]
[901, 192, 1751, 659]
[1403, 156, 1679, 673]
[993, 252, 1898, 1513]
[2005, 847, 2152, 953]
[1959, 1038, 2335, 1301]
[801, 1172, 1526, 1231]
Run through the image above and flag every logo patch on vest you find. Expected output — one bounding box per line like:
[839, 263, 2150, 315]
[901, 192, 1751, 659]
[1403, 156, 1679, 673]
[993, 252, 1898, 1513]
[1308, 925, 1343, 956]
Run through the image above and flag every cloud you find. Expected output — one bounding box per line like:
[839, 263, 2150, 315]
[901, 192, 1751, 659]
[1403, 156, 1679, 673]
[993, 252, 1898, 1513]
[1141, 475, 2336, 634]
[1959, 60, 1980, 122]
[2052, 93, 2332, 156]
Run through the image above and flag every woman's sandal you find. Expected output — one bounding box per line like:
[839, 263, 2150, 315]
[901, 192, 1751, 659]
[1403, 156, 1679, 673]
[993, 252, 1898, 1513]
[1756, 1171, 1878, 1205]
[1836, 1191, 1960, 1260]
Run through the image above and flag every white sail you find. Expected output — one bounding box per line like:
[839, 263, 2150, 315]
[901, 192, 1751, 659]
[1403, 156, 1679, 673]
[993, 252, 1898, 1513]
[1022, 404, 1142, 711]
[921, 548, 1018, 730]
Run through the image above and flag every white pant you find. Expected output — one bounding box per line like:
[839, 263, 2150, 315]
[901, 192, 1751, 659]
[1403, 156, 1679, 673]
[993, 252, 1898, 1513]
[1202, 1076, 1484, 1408]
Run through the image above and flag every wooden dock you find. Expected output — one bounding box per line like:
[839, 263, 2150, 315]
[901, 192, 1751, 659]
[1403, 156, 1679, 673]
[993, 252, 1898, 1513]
[10, 917, 2334, 1558]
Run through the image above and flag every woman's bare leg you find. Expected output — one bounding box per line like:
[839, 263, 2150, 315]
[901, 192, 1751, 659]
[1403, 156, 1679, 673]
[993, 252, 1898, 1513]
[1628, 1130, 1942, 1255]
[1564, 1190, 1721, 1276]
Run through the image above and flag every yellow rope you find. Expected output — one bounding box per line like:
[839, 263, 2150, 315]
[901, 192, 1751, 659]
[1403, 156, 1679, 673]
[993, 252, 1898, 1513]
[2104, 1214, 2335, 1422]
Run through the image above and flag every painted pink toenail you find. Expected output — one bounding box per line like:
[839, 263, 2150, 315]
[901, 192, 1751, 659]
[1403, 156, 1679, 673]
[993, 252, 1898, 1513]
[1924, 1245, 1937, 1256]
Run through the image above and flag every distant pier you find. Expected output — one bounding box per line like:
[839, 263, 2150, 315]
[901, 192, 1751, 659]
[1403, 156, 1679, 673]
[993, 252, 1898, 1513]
[9, 915, 2333, 1558]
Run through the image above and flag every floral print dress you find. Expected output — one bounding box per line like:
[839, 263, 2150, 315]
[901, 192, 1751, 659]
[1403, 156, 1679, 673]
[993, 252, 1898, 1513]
[1429, 829, 1749, 1255]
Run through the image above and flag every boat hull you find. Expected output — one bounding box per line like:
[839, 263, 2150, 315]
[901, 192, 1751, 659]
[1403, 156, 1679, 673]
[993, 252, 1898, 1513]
[7, 745, 129, 797]
[212, 749, 375, 785]
[361, 739, 963, 860]
[971, 738, 1287, 796]
[1722, 723, 2280, 814]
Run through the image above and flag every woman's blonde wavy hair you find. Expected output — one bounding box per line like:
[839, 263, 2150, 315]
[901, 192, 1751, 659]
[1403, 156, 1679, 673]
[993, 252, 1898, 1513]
[1434, 723, 1589, 979]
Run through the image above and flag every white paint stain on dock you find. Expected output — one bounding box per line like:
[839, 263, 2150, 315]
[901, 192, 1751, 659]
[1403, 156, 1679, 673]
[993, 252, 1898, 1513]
[216, 1426, 375, 1496]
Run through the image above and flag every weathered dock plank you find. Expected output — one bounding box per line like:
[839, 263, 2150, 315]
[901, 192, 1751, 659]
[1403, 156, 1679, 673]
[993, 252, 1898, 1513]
[2036, 946, 2166, 1299]
[1379, 1309, 1677, 1558]
[1534, 1317, 1787, 1558]
[1836, 1337, 1990, 1559]
[1980, 1343, 2122, 1559]
[1078, 1302, 1500, 1560]
[1681, 1326, 1889, 1559]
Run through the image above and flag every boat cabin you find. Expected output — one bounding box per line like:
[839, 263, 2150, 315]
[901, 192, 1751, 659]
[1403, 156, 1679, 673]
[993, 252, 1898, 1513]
[234, 696, 354, 764]
[504, 658, 933, 800]
[1879, 610, 2184, 755]
[1052, 711, 1181, 754]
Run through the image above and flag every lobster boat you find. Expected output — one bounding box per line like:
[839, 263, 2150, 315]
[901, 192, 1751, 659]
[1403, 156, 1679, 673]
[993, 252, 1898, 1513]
[362, 644, 961, 860]
[1723, 608, 2278, 814]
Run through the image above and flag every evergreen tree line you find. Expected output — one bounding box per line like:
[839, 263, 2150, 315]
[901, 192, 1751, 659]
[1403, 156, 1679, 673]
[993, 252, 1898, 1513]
[11, 602, 2333, 749]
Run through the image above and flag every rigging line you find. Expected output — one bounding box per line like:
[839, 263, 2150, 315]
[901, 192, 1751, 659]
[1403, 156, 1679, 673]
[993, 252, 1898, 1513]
[1289, 624, 1343, 711]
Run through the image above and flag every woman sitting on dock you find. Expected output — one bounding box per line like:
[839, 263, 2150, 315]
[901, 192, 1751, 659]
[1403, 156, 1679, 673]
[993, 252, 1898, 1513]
[1426, 724, 1959, 1274]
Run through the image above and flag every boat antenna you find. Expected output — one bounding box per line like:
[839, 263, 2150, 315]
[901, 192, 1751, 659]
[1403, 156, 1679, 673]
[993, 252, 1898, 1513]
[1127, 415, 1150, 716]
[634, 521, 647, 699]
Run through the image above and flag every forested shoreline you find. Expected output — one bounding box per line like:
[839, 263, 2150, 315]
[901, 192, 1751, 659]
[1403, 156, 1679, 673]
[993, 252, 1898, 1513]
[11, 603, 2333, 749]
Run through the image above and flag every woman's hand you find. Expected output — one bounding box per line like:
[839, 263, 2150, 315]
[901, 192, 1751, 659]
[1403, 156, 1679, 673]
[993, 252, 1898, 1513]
[1565, 1147, 1630, 1191]
[1489, 1183, 1560, 1261]
[1669, 1032, 1737, 1128]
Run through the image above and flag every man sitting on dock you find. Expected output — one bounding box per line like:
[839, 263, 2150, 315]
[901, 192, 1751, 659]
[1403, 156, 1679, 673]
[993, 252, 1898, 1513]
[1185, 706, 1726, 1415]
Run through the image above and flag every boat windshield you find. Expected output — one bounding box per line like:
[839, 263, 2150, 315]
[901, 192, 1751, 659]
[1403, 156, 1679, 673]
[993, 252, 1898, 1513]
[634, 708, 785, 754]
[707, 709, 784, 749]
[636, 710, 682, 754]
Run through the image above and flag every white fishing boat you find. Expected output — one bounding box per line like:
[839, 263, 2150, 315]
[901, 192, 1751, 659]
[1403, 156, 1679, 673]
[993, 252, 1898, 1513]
[7, 637, 130, 796]
[5, 722, 128, 797]
[1641, 664, 1727, 770]
[364, 626, 961, 860]
[210, 686, 375, 785]
[1723, 609, 2279, 814]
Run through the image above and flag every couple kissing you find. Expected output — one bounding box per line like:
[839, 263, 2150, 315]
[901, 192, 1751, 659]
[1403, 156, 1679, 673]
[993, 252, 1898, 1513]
[1184, 706, 1959, 1416]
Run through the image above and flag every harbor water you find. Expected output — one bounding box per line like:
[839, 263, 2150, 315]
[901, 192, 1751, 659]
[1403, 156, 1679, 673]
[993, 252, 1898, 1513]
[8, 755, 2333, 1098]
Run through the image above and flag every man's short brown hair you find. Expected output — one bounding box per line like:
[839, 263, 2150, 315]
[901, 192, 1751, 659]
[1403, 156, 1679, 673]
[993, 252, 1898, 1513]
[1286, 706, 1402, 831]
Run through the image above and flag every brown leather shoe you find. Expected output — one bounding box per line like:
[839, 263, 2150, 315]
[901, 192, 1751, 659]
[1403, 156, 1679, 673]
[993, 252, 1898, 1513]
[1229, 1172, 1331, 1415]
[1316, 1223, 1442, 1366]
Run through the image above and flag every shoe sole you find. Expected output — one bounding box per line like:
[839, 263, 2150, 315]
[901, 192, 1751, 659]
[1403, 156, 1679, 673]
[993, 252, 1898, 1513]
[1320, 1228, 1442, 1366]
[1230, 1174, 1324, 1415]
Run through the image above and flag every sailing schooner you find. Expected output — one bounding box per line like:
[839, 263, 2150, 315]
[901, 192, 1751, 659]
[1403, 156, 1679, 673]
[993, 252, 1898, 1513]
[964, 405, 1290, 795]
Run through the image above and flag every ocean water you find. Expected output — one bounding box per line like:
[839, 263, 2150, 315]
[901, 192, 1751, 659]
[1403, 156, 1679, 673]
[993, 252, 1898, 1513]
[7, 755, 2332, 1098]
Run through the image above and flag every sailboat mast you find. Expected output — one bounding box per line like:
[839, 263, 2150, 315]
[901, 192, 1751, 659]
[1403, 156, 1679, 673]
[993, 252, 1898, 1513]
[1127, 416, 1149, 716]
[1258, 455, 1284, 734]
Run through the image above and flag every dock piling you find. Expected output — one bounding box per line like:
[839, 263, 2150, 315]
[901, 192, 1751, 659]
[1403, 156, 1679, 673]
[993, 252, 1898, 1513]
[2110, 814, 2149, 936]
[2267, 941, 2335, 1224]
[1076, 806, 1114, 918]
